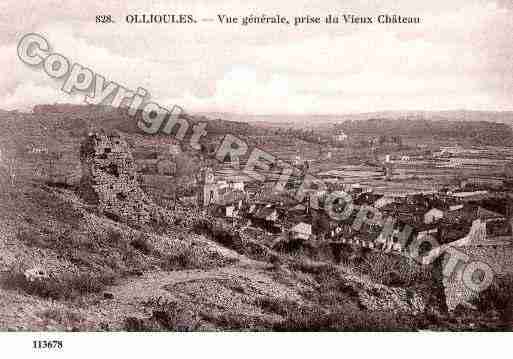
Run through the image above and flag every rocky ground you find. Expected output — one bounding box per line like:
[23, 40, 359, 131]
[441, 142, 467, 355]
[1, 180, 510, 331]
[0, 177, 439, 331]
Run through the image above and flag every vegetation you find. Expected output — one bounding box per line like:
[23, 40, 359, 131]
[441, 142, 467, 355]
[2, 267, 116, 301]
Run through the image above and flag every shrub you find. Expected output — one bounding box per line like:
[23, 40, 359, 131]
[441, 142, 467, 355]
[359, 252, 431, 287]
[2, 268, 117, 300]
[201, 311, 271, 331]
[107, 229, 123, 244]
[17, 229, 49, 248]
[130, 235, 157, 256]
[289, 260, 338, 277]
[193, 220, 272, 262]
[274, 307, 418, 331]
[38, 308, 84, 328]
[125, 300, 200, 331]
[256, 296, 302, 317]
[159, 252, 191, 271]
[477, 274, 513, 326]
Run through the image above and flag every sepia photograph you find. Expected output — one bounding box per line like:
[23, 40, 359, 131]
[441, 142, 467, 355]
[0, 0, 512, 356]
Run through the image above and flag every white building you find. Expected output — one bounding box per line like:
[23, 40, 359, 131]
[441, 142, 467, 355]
[424, 208, 444, 224]
[334, 131, 348, 142]
[290, 222, 312, 240]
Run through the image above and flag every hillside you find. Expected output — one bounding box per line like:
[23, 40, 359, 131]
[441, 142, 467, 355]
[0, 104, 511, 331]
[335, 118, 513, 146]
[0, 154, 437, 331]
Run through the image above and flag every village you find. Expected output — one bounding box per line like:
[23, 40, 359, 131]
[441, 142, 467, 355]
[166, 134, 513, 255]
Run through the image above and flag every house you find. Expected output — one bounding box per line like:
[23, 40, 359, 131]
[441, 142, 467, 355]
[381, 202, 427, 228]
[354, 192, 383, 207]
[333, 131, 348, 142]
[374, 196, 396, 209]
[437, 205, 512, 246]
[451, 190, 489, 203]
[291, 203, 306, 211]
[255, 206, 279, 222]
[217, 187, 246, 206]
[423, 196, 466, 224]
[417, 226, 439, 239]
[460, 177, 504, 191]
[375, 227, 407, 252]
[289, 222, 312, 240]
[305, 190, 327, 210]
[383, 162, 394, 180]
[168, 144, 182, 155]
[465, 207, 512, 244]
[180, 195, 197, 206]
[424, 208, 444, 224]
[449, 204, 464, 211]
[248, 204, 282, 233]
[156, 159, 176, 175]
[29, 146, 48, 154]
[231, 181, 245, 191]
[224, 203, 243, 218]
[225, 205, 236, 218]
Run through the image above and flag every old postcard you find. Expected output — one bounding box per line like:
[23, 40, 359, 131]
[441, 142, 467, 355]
[0, 0, 512, 356]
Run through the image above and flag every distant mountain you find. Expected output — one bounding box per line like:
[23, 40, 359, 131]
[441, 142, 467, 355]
[199, 110, 513, 127]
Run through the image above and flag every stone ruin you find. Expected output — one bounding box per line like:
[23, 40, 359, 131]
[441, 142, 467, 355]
[79, 130, 162, 227]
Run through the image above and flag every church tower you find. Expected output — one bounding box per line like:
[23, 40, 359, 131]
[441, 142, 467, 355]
[197, 167, 218, 206]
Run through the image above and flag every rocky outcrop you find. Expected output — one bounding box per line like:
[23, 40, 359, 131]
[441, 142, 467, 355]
[357, 284, 425, 314]
[435, 244, 513, 311]
[337, 271, 426, 315]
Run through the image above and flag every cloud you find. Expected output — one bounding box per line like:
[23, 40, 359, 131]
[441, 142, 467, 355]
[0, 0, 511, 113]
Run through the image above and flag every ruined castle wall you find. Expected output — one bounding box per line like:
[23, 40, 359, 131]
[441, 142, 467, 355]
[80, 131, 162, 226]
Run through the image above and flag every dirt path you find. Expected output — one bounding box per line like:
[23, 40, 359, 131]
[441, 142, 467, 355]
[86, 260, 303, 329]
[108, 263, 268, 302]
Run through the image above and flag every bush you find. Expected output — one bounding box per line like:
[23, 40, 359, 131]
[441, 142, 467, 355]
[193, 220, 272, 262]
[256, 296, 303, 317]
[477, 275, 513, 326]
[107, 229, 123, 243]
[38, 308, 84, 328]
[274, 307, 419, 331]
[359, 252, 431, 287]
[159, 252, 191, 271]
[289, 260, 338, 277]
[17, 224, 151, 279]
[125, 300, 200, 331]
[2, 268, 117, 300]
[17, 228, 50, 248]
[201, 311, 271, 331]
[130, 235, 157, 256]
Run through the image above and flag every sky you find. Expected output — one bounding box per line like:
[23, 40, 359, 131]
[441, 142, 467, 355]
[0, 0, 512, 114]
